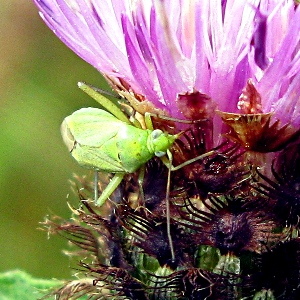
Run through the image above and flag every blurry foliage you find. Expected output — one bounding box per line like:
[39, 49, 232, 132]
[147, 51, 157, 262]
[0, 1, 108, 279]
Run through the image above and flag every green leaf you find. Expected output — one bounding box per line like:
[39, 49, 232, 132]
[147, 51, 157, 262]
[0, 270, 62, 300]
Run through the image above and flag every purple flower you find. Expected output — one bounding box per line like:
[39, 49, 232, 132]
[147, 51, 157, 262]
[34, 1, 300, 298]
[34, 0, 300, 137]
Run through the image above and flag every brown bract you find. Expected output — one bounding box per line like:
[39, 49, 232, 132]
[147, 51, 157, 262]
[217, 111, 300, 152]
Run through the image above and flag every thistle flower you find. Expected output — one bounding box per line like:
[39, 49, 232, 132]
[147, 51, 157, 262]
[35, 0, 300, 134]
[34, 0, 300, 299]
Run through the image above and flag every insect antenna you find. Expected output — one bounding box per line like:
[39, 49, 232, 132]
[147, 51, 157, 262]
[78, 81, 131, 124]
[83, 83, 122, 99]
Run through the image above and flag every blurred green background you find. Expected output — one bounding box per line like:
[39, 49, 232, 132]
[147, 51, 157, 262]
[0, 1, 109, 279]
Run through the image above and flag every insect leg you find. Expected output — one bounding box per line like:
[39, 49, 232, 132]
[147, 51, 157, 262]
[137, 165, 146, 206]
[94, 171, 99, 201]
[166, 149, 175, 262]
[170, 150, 215, 171]
[144, 112, 155, 130]
[96, 173, 125, 206]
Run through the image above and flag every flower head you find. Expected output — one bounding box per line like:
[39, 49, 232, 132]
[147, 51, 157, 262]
[34, 0, 300, 137]
[34, 0, 300, 299]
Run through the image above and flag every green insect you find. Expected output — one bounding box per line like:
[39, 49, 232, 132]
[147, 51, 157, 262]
[61, 82, 214, 261]
[61, 106, 179, 202]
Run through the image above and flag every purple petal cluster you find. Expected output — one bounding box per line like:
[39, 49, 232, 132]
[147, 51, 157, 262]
[34, 0, 300, 129]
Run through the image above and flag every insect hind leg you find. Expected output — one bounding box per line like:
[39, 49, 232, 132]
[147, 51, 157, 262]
[137, 166, 146, 207]
[94, 171, 99, 201]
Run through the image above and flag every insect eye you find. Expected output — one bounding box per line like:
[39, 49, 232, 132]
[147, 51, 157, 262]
[151, 129, 168, 157]
[151, 129, 163, 140]
[155, 151, 166, 157]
